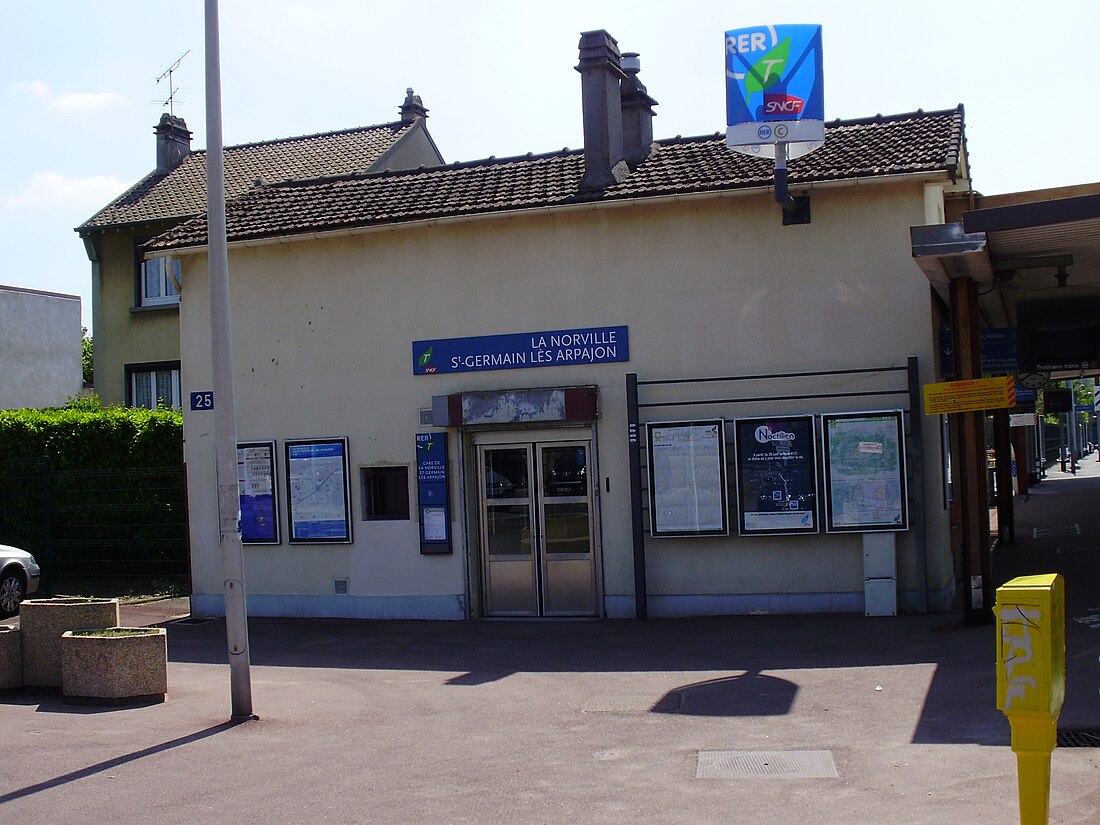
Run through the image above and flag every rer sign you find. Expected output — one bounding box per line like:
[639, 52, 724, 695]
[725, 24, 825, 160]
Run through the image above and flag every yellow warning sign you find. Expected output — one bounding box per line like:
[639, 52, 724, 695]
[923, 376, 1015, 415]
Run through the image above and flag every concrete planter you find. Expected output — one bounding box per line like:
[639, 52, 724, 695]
[19, 598, 121, 689]
[0, 626, 21, 691]
[61, 627, 167, 705]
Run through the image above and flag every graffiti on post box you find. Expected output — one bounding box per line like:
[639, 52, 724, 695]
[1000, 605, 1041, 709]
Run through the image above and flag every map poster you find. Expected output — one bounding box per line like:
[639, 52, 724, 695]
[734, 416, 819, 536]
[285, 437, 353, 543]
[646, 420, 729, 537]
[822, 411, 908, 533]
[237, 440, 279, 544]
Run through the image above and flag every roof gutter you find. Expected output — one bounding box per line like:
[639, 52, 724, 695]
[146, 168, 953, 259]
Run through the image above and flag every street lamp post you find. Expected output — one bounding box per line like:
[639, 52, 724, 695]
[205, 0, 254, 721]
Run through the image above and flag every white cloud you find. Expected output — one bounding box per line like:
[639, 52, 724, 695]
[3, 171, 126, 210]
[13, 80, 126, 113]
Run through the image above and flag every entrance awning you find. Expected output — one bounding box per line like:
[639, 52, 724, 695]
[912, 183, 1100, 380]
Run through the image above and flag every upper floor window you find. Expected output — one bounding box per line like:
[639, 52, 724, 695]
[128, 363, 181, 409]
[141, 257, 181, 306]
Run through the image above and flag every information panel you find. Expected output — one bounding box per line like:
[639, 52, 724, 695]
[646, 420, 729, 537]
[416, 432, 452, 554]
[725, 23, 825, 159]
[821, 411, 908, 533]
[923, 376, 1015, 415]
[735, 416, 818, 535]
[285, 437, 352, 543]
[412, 325, 628, 375]
[237, 440, 279, 544]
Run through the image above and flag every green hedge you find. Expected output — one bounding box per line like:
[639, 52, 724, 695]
[0, 400, 182, 470]
[0, 397, 185, 580]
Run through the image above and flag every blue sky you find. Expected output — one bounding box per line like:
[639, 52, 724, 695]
[3, 0, 1098, 332]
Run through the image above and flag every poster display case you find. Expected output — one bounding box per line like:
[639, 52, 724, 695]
[646, 420, 729, 537]
[237, 440, 279, 544]
[285, 437, 353, 543]
[821, 411, 908, 533]
[734, 416, 819, 536]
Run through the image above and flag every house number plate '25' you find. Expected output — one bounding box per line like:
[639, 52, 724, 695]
[190, 391, 215, 411]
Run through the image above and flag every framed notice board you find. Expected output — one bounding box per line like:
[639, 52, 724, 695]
[237, 440, 279, 544]
[734, 416, 819, 536]
[416, 432, 452, 554]
[646, 420, 729, 537]
[821, 410, 908, 533]
[285, 437, 353, 543]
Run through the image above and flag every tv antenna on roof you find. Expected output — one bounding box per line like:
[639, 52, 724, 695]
[155, 50, 190, 116]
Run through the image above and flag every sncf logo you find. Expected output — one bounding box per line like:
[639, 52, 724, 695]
[764, 94, 805, 115]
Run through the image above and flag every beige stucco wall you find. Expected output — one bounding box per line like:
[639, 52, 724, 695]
[0, 286, 82, 409]
[90, 226, 182, 406]
[179, 178, 955, 618]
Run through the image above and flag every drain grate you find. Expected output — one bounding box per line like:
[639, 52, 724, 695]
[1033, 524, 1080, 539]
[697, 750, 837, 779]
[1058, 729, 1100, 748]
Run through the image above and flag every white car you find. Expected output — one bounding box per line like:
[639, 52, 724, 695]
[0, 544, 41, 618]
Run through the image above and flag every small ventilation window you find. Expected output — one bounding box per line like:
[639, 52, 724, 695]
[361, 466, 410, 520]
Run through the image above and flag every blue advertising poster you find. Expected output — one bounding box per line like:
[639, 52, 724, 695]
[725, 24, 824, 158]
[413, 325, 628, 376]
[237, 441, 279, 544]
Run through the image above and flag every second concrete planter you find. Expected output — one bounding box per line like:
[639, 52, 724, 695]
[61, 627, 167, 705]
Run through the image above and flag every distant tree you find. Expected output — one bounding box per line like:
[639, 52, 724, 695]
[82, 327, 93, 386]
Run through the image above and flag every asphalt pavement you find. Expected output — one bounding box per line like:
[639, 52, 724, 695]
[2, 463, 1099, 824]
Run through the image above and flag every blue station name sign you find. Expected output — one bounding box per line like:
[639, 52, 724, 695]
[413, 325, 629, 376]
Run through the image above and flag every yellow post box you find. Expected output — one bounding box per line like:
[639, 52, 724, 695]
[995, 573, 1065, 825]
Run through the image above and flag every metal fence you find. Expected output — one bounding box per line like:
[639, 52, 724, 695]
[0, 457, 188, 588]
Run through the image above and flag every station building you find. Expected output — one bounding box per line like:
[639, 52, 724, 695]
[150, 31, 979, 620]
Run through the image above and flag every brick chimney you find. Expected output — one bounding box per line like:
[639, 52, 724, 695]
[400, 87, 428, 122]
[620, 52, 658, 166]
[576, 30, 629, 192]
[154, 113, 192, 173]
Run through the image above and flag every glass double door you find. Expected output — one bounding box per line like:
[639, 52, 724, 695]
[477, 439, 597, 617]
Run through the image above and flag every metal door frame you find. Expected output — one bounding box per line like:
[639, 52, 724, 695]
[472, 428, 601, 617]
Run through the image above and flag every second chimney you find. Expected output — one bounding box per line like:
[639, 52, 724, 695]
[576, 30, 629, 192]
[620, 52, 658, 166]
[155, 113, 192, 173]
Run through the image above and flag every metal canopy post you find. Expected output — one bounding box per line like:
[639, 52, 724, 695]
[626, 373, 648, 620]
[906, 357, 929, 613]
[950, 276, 993, 624]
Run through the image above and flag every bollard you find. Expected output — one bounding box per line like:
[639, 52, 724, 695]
[994, 574, 1065, 825]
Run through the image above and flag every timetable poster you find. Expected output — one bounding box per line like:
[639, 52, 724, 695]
[822, 411, 908, 533]
[735, 416, 819, 535]
[285, 437, 352, 543]
[646, 420, 729, 537]
[237, 440, 279, 544]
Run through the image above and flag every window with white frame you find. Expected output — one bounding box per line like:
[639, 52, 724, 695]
[128, 365, 181, 409]
[140, 256, 181, 306]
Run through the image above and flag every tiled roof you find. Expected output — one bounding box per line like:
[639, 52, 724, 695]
[78, 121, 419, 231]
[148, 107, 965, 252]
